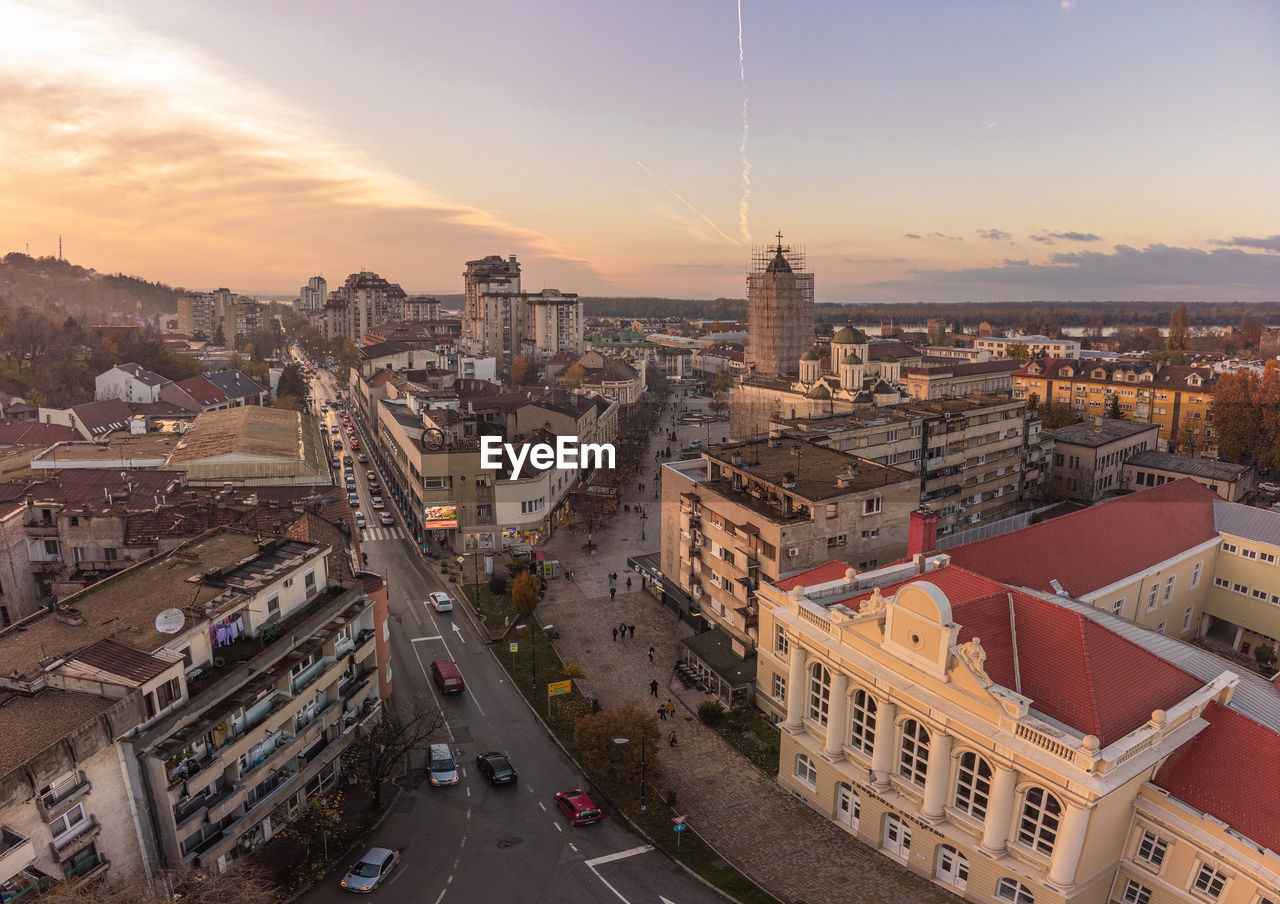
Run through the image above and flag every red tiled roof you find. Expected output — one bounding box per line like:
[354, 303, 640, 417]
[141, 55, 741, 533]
[0, 422, 79, 446]
[176, 376, 228, 406]
[70, 637, 171, 683]
[808, 565, 1203, 745]
[775, 561, 854, 591]
[1153, 701, 1280, 852]
[944, 479, 1219, 597]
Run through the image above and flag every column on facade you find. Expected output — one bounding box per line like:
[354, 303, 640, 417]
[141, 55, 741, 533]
[869, 701, 898, 790]
[920, 731, 954, 821]
[784, 646, 808, 732]
[980, 765, 1019, 855]
[822, 673, 850, 759]
[1047, 803, 1090, 889]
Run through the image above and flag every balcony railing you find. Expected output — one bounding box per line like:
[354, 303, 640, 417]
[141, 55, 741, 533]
[38, 776, 91, 819]
[50, 819, 100, 863]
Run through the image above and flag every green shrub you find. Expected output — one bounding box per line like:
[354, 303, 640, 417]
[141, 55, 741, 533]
[698, 700, 725, 724]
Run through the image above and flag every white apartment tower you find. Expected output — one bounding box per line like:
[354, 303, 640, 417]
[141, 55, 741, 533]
[298, 276, 327, 311]
[525, 289, 584, 360]
[463, 255, 522, 361]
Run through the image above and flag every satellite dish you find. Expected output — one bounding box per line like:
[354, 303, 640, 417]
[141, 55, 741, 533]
[155, 609, 186, 634]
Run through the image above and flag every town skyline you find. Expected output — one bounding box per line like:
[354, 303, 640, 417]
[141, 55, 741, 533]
[1, 0, 1277, 301]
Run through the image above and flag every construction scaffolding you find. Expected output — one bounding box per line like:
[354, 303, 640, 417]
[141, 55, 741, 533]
[746, 232, 815, 377]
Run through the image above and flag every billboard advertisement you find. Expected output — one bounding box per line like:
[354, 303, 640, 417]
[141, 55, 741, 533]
[423, 504, 458, 529]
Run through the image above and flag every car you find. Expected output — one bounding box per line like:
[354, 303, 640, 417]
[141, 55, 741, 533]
[475, 751, 517, 785]
[333, 440, 343, 450]
[358, 454, 369, 463]
[554, 789, 604, 825]
[366, 470, 376, 481]
[340, 846, 400, 893]
[344, 469, 355, 480]
[371, 496, 384, 509]
[429, 591, 453, 613]
[346, 480, 357, 492]
[379, 512, 394, 526]
[428, 743, 459, 786]
[348, 493, 360, 505]
[330, 425, 339, 434]
[351, 439, 360, 450]
[355, 512, 366, 528]
[369, 482, 381, 494]
[1259, 481, 1280, 495]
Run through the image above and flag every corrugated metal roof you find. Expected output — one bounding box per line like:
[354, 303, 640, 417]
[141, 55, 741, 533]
[1213, 499, 1280, 547]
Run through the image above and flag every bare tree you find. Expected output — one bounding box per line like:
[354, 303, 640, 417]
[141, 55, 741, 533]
[37, 861, 276, 904]
[352, 693, 447, 804]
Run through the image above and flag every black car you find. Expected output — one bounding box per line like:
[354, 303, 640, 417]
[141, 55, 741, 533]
[475, 751, 518, 785]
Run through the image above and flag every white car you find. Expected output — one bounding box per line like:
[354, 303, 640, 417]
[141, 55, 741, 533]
[1259, 481, 1280, 496]
[428, 592, 453, 613]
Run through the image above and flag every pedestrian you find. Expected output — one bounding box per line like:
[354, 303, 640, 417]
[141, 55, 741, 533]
[610, 587, 616, 601]
[612, 626, 619, 642]
[669, 731, 678, 747]
[659, 706, 666, 721]
[648, 646, 655, 663]
[650, 679, 659, 697]
[620, 621, 627, 638]
[628, 624, 635, 639]
[666, 699, 675, 717]
[626, 576, 633, 591]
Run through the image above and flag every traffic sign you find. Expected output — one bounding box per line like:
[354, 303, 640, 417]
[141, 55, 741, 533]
[456, 556, 464, 564]
[509, 642, 518, 653]
[547, 680, 572, 696]
[672, 823, 686, 832]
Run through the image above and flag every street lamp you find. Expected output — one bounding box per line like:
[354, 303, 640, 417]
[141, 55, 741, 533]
[613, 736, 646, 813]
[640, 509, 647, 540]
[517, 621, 536, 696]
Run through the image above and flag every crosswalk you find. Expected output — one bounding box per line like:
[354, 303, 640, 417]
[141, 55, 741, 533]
[361, 526, 405, 542]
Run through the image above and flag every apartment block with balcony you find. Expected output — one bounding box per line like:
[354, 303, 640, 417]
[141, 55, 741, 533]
[1046, 417, 1160, 504]
[755, 556, 1279, 904]
[659, 439, 916, 705]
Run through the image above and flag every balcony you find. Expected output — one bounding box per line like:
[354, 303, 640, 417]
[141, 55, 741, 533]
[50, 819, 100, 863]
[37, 776, 92, 820]
[291, 657, 336, 695]
[64, 853, 108, 883]
[0, 826, 36, 887]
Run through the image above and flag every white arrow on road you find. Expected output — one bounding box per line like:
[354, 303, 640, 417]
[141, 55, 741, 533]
[452, 622, 467, 644]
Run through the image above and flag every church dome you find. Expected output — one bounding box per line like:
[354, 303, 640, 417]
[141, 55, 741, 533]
[831, 326, 866, 345]
[807, 382, 832, 399]
[800, 346, 821, 361]
[843, 353, 862, 365]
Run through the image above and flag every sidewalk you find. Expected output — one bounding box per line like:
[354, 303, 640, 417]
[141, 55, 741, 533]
[536, 398, 955, 904]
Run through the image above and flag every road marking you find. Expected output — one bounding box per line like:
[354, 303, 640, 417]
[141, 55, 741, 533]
[411, 636, 444, 642]
[452, 622, 467, 645]
[553, 822, 562, 832]
[433, 890, 446, 904]
[526, 785, 534, 794]
[460, 836, 466, 848]
[465, 786, 470, 798]
[466, 809, 471, 820]
[584, 846, 653, 868]
[411, 642, 454, 742]
[453, 859, 459, 868]
[446, 876, 453, 885]
[538, 801, 546, 811]
[569, 843, 577, 852]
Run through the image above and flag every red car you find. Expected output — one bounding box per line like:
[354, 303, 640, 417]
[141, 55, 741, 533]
[554, 789, 603, 825]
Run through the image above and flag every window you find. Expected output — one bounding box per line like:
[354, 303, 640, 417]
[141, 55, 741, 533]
[50, 803, 87, 841]
[1134, 830, 1167, 868]
[1221, 542, 1238, 554]
[1112, 599, 1124, 616]
[1182, 607, 1193, 632]
[898, 719, 930, 787]
[794, 754, 816, 785]
[936, 845, 969, 892]
[826, 535, 846, 548]
[44, 539, 60, 557]
[267, 595, 280, 617]
[849, 689, 877, 755]
[1122, 880, 1152, 904]
[808, 663, 831, 725]
[1147, 584, 1159, 612]
[863, 497, 882, 516]
[103, 547, 118, 561]
[1261, 551, 1277, 565]
[861, 528, 879, 540]
[1156, 621, 1166, 634]
[825, 503, 838, 519]
[953, 752, 992, 820]
[1016, 787, 1062, 856]
[1191, 561, 1202, 589]
[304, 570, 316, 592]
[1163, 575, 1175, 604]
[1192, 863, 1227, 899]
[774, 624, 790, 657]
[772, 673, 786, 702]
[156, 676, 181, 709]
[995, 878, 1035, 904]
[1213, 577, 1229, 589]
[476, 504, 492, 519]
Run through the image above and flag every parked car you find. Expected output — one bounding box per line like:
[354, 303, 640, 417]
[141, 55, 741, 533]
[554, 789, 604, 825]
[340, 847, 400, 893]
[379, 512, 394, 526]
[475, 751, 517, 785]
[1259, 481, 1280, 495]
[428, 744, 459, 786]
[355, 512, 366, 528]
[429, 591, 453, 613]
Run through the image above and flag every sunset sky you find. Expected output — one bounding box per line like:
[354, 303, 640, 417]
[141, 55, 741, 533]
[1, 0, 1277, 302]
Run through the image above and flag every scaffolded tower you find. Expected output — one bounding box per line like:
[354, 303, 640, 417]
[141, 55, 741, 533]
[746, 232, 814, 377]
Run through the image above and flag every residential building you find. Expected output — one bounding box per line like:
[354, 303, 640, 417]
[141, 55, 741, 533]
[918, 346, 991, 363]
[159, 376, 232, 413]
[975, 334, 1081, 359]
[177, 290, 263, 345]
[38, 400, 134, 440]
[1121, 451, 1255, 503]
[901, 361, 1021, 400]
[1046, 417, 1160, 503]
[297, 276, 327, 312]
[202, 369, 267, 407]
[1012, 360, 1217, 453]
[660, 438, 918, 698]
[524, 290, 584, 360]
[398, 296, 441, 322]
[755, 555, 1279, 904]
[579, 356, 645, 407]
[322, 272, 407, 345]
[95, 364, 167, 403]
[746, 236, 814, 377]
[462, 255, 521, 358]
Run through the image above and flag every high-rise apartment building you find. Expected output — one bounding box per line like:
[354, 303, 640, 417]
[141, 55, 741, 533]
[463, 255, 521, 358]
[321, 271, 407, 344]
[177, 289, 262, 344]
[747, 234, 814, 377]
[298, 276, 327, 311]
[525, 289, 584, 360]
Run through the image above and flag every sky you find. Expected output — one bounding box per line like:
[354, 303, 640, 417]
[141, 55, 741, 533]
[1, 0, 1277, 302]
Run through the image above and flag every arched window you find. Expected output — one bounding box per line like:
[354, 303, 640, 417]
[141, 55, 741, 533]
[995, 878, 1035, 904]
[898, 719, 930, 787]
[936, 845, 969, 892]
[849, 689, 877, 754]
[1017, 786, 1063, 856]
[953, 751, 993, 820]
[794, 753, 817, 785]
[808, 663, 831, 726]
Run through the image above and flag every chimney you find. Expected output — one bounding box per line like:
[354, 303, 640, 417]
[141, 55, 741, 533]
[1093, 415, 1102, 430]
[908, 509, 939, 558]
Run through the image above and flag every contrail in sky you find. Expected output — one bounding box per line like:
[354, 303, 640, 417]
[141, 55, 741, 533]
[737, 0, 751, 243]
[636, 161, 738, 244]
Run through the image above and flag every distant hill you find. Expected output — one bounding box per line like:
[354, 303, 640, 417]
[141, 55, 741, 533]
[582, 296, 745, 319]
[0, 252, 185, 319]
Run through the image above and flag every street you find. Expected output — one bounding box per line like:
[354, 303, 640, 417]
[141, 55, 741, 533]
[298, 359, 724, 904]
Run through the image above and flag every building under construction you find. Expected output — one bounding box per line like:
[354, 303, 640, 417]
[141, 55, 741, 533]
[746, 233, 814, 377]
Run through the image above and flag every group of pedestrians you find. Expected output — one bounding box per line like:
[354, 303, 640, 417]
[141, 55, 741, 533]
[611, 623, 635, 642]
[606, 571, 633, 601]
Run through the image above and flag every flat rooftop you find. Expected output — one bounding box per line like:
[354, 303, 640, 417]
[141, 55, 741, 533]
[1050, 418, 1160, 448]
[704, 440, 914, 501]
[32, 434, 182, 465]
[1127, 451, 1252, 483]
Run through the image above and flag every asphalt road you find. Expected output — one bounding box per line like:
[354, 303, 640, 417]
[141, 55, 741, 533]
[296, 357, 723, 904]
